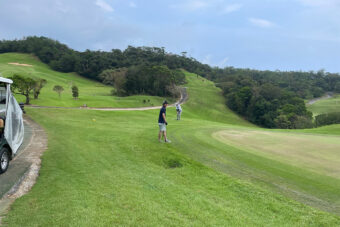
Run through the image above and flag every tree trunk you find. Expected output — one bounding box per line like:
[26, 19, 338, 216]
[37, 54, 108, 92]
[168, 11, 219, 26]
[25, 94, 30, 105]
[34, 91, 39, 99]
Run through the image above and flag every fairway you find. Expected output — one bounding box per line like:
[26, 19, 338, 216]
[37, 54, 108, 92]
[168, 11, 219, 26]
[0, 53, 173, 108]
[213, 129, 340, 179]
[2, 71, 340, 226]
[2, 1, 340, 225]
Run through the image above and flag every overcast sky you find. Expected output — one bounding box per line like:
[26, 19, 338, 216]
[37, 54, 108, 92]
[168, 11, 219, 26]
[1, 0, 340, 72]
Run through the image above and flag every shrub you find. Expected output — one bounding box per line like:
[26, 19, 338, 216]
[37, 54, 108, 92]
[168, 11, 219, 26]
[53, 85, 64, 98]
[72, 85, 79, 99]
[315, 112, 340, 127]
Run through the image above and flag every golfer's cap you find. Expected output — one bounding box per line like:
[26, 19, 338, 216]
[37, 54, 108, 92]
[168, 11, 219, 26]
[163, 100, 169, 105]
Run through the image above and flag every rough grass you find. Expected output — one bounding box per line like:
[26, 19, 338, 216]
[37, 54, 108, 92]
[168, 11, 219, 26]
[3, 72, 340, 226]
[308, 94, 340, 115]
[0, 53, 173, 107]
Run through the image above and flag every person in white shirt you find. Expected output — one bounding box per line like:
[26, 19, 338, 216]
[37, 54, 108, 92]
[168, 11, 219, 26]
[176, 104, 182, 120]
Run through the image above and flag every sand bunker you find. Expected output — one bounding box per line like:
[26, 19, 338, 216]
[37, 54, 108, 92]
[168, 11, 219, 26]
[8, 62, 33, 67]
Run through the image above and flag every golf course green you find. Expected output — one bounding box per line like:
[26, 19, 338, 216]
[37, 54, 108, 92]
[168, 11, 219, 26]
[1, 56, 340, 226]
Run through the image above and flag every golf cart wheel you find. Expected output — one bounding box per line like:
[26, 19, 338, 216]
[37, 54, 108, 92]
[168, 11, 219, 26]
[0, 147, 10, 174]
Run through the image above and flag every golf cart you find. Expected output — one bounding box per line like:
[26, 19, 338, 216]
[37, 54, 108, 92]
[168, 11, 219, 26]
[0, 77, 24, 174]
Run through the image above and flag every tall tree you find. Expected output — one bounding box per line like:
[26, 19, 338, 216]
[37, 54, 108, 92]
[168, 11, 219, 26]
[99, 68, 128, 96]
[9, 74, 37, 104]
[53, 85, 64, 98]
[72, 85, 79, 99]
[33, 79, 47, 99]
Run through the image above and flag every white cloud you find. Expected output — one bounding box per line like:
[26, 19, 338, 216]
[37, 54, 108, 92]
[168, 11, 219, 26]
[221, 4, 242, 14]
[95, 0, 114, 12]
[129, 2, 137, 8]
[249, 18, 275, 28]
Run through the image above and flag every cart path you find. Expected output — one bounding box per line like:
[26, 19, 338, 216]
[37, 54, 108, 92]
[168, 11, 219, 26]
[0, 116, 47, 224]
[28, 87, 188, 111]
[307, 92, 333, 105]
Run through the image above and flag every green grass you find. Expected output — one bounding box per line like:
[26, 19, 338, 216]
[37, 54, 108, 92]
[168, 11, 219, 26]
[213, 129, 340, 179]
[3, 71, 340, 226]
[0, 53, 173, 107]
[308, 94, 340, 115]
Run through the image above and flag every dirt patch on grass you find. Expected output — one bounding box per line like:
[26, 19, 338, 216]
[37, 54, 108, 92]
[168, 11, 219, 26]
[8, 62, 33, 67]
[213, 129, 340, 179]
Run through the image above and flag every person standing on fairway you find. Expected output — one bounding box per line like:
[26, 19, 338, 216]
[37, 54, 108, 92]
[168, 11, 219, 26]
[158, 101, 171, 143]
[176, 103, 182, 120]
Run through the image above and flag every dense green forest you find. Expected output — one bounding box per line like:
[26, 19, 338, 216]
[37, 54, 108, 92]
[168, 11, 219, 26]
[1, 36, 340, 128]
[221, 78, 314, 128]
[213, 68, 340, 128]
[99, 65, 186, 97]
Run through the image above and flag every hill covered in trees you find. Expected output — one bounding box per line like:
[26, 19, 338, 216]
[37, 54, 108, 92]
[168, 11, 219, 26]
[213, 68, 340, 128]
[0, 36, 211, 80]
[1, 36, 340, 128]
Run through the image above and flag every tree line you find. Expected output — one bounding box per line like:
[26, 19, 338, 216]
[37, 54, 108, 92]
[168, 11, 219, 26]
[212, 67, 340, 100]
[221, 77, 313, 128]
[2, 36, 339, 98]
[99, 65, 186, 97]
[314, 112, 340, 127]
[213, 68, 340, 128]
[2, 36, 340, 128]
[0, 36, 210, 81]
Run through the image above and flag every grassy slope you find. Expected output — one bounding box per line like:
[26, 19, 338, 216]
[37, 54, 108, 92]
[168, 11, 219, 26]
[0, 53, 173, 107]
[3, 72, 340, 226]
[170, 76, 340, 215]
[308, 94, 340, 115]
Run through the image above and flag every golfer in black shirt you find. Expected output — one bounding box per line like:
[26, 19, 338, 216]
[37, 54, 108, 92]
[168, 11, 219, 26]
[158, 100, 171, 143]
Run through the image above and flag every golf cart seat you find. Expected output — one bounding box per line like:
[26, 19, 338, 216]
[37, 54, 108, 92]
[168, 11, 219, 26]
[0, 118, 3, 138]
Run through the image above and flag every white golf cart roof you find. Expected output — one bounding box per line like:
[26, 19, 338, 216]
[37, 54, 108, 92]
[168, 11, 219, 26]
[0, 77, 13, 84]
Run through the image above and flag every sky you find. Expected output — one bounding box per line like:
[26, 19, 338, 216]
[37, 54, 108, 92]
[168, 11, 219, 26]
[0, 0, 340, 73]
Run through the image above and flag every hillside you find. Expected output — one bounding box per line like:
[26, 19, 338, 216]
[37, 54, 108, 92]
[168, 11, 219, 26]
[308, 94, 340, 115]
[0, 53, 173, 108]
[2, 70, 340, 226]
[3, 37, 340, 129]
